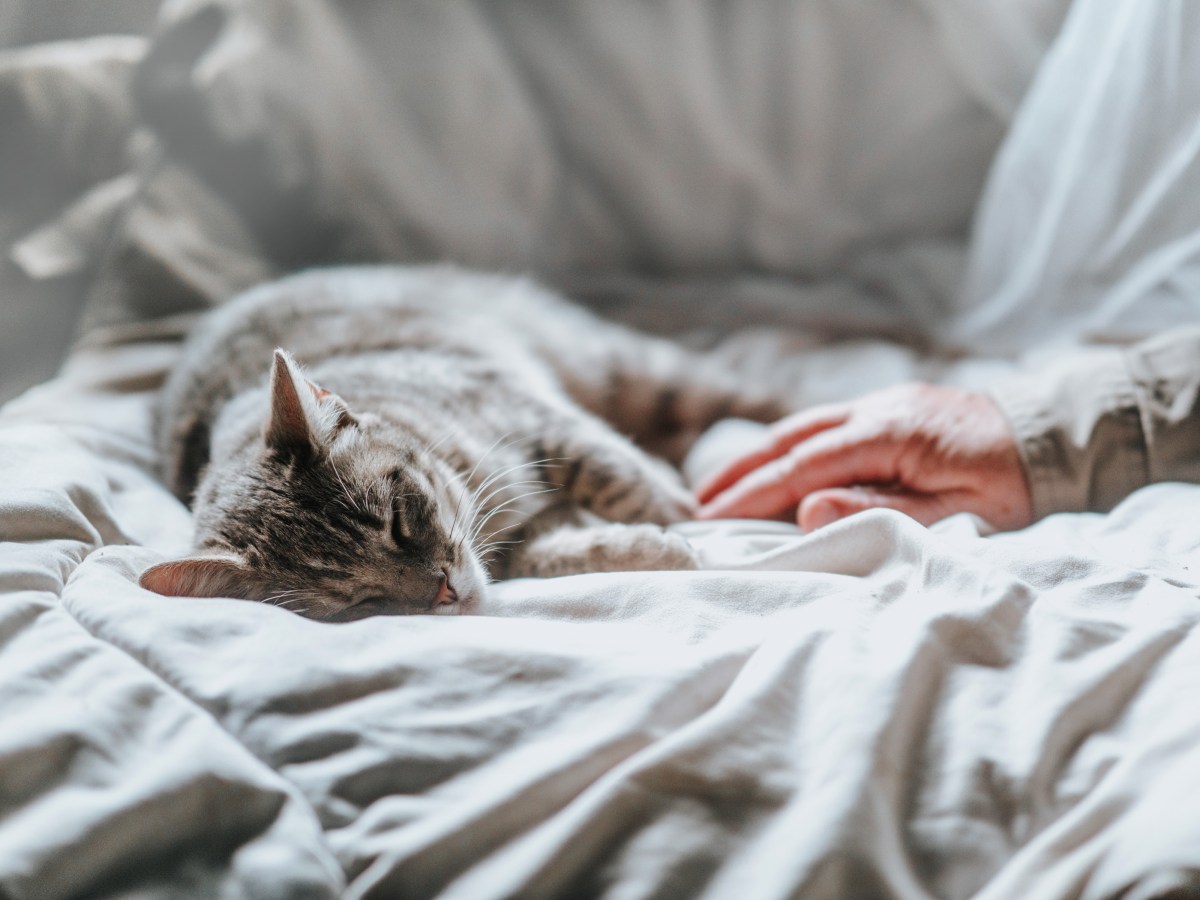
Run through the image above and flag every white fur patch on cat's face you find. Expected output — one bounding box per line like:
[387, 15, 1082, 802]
[424, 456, 491, 613]
[430, 560, 488, 615]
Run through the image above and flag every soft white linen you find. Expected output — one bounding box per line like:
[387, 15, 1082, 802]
[3, 332, 1199, 899]
[9, 1, 1200, 896]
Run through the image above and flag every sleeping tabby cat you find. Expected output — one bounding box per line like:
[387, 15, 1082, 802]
[141, 266, 788, 620]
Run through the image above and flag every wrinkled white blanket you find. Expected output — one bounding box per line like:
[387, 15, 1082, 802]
[2, 329, 1199, 899]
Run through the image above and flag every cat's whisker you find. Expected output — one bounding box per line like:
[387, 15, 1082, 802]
[478, 538, 521, 559]
[466, 449, 542, 498]
[421, 424, 461, 460]
[472, 480, 556, 513]
[456, 454, 566, 546]
[470, 501, 527, 541]
[463, 451, 545, 499]
[467, 483, 556, 547]
[470, 528, 523, 564]
[277, 601, 311, 615]
[480, 538, 521, 549]
[447, 470, 473, 550]
[469, 487, 559, 545]
[473, 478, 556, 517]
[261, 587, 303, 598]
[463, 461, 563, 536]
[466, 432, 520, 485]
[479, 520, 526, 545]
[261, 589, 318, 615]
[470, 457, 568, 508]
[446, 432, 511, 546]
[287, 592, 326, 614]
[449, 431, 530, 544]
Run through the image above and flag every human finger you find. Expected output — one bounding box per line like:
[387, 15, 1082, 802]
[797, 486, 951, 532]
[694, 456, 800, 520]
[697, 427, 891, 520]
[693, 405, 848, 504]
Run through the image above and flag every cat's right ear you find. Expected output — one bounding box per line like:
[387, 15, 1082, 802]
[266, 349, 318, 458]
[265, 349, 357, 458]
[139, 555, 250, 598]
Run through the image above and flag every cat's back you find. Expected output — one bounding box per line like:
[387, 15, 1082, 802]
[156, 265, 561, 497]
[181, 266, 495, 377]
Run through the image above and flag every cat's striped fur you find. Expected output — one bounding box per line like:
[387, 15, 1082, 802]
[141, 266, 789, 619]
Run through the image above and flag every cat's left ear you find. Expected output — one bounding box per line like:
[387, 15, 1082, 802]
[265, 349, 357, 457]
[139, 554, 251, 598]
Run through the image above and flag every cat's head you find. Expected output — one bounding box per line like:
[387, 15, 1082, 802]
[140, 349, 488, 620]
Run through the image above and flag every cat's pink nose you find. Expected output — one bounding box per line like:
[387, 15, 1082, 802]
[434, 569, 459, 605]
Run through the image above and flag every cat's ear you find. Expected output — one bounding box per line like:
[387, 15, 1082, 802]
[265, 349, 356, 457]
[139, 555, 250, 598]
[305, 382, 357, 431]
[266, 349, 318, 457]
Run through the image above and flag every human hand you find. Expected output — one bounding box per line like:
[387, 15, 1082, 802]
[694, 383, 1033, 532]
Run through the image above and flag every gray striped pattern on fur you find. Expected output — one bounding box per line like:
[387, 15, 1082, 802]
[143, 266, 789, 619]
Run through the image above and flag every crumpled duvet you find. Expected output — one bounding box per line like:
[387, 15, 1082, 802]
[3, 331, 1200, 899]
[8, 0, 1200, 892]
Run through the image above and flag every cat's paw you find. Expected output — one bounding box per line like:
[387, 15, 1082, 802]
[622, 524, 701, 571]
[580, 523, 699, 572]
[636, 483, 699, 526]
[509, 522, 700, 577]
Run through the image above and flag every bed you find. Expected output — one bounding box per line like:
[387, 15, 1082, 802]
[4, 2, 1200, 898]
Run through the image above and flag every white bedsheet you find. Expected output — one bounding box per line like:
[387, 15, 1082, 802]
[3, 330, 1199, 899]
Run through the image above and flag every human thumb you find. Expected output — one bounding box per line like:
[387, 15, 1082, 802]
[797, 486, 947, 532]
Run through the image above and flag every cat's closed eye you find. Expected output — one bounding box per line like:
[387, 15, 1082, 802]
[352, 594, 389, 610]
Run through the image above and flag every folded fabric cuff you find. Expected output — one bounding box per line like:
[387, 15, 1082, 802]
[988, 347, 1148, 520]
[1123, 326, 1200, 489]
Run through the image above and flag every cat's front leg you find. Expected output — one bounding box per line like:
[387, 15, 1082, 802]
[504, 523, 700, 578]
[537, 417, 697, 526]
